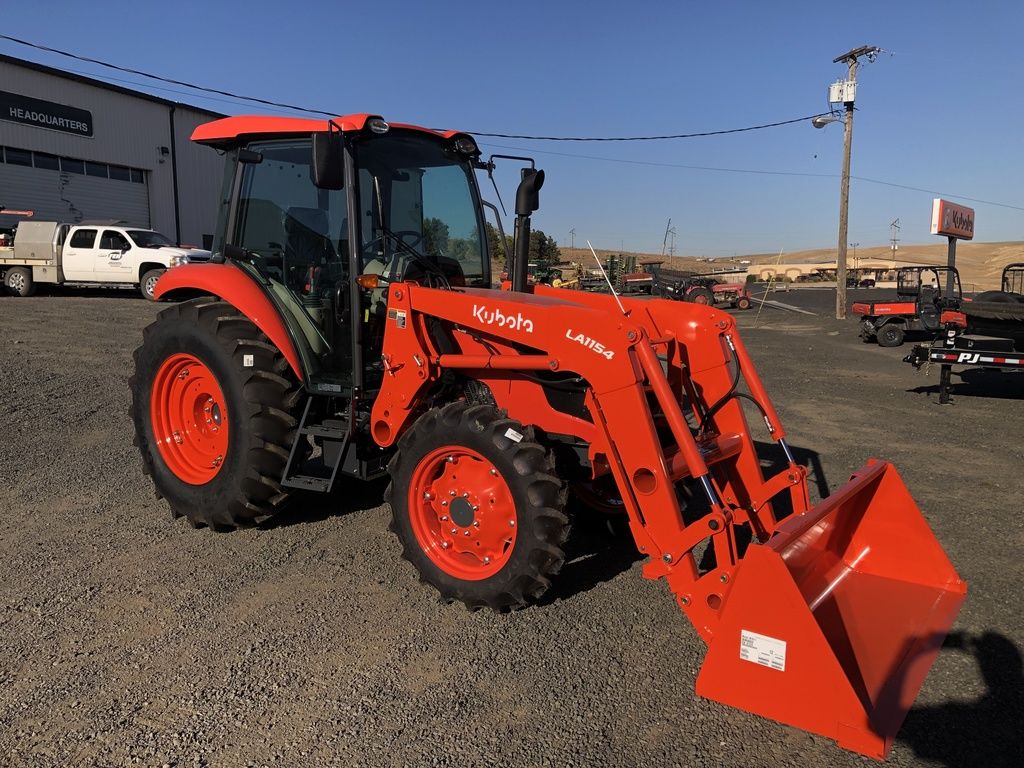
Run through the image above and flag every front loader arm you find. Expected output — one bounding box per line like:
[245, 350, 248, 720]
[372, 282, 810, 639]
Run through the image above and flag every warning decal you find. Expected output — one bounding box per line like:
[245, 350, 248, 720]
[740, 629, 787, 671]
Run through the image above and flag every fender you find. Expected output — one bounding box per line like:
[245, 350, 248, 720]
[155, 263, 304, 380]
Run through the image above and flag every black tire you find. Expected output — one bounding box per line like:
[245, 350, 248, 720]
[877, 323, 905, 347]
[386, 402, 569, 611]
[736, 295, 752, 310]
[5, 267, 36, 297]
[140, 268, 166, 301]
[129, 297, 301, 529]
[686, 286, 714, 305]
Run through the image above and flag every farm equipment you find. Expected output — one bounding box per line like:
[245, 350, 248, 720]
[905, 262, 1024, 396]
[647, 263, 751, 309]
[853, 266, 961, 347]
[130, 113, 965, 759]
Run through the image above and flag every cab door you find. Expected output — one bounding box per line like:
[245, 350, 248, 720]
[95, 230, 134, 282]
[61, 228, 99, 281]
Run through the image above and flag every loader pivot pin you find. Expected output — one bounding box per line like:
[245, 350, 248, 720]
[408, 446, 518, 580]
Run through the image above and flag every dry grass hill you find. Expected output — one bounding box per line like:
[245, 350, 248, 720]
[560, 242, 1024, 291]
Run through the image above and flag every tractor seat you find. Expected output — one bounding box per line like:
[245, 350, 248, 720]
[284, 207, 341, 293]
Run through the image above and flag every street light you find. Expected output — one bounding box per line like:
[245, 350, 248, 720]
[849, 242, 859, 271]
[812, 114, 841, 129]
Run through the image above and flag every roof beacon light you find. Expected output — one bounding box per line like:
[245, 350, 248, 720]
[367, 117, 390, 134]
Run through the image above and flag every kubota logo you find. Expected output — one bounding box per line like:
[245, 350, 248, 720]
[567, 329, 614, 360]
[472, 304, 534, 333]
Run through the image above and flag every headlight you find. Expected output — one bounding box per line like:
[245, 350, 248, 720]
[169, 255, 190, 267]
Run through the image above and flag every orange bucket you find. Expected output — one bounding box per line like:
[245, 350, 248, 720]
[696, 460, 966, 759]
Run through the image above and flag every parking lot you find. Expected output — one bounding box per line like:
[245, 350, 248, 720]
[1, 287, 1021, 768]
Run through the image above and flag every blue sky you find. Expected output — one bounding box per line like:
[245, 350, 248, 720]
[2, 1, 1021, 256]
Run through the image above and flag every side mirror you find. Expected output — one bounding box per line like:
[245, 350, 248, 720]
[515, 168, 545, 216]
[312, 131, 344, 190]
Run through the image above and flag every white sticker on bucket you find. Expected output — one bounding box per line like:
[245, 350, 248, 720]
[740, 630, 787, 672]
[504, 428, 524, 443]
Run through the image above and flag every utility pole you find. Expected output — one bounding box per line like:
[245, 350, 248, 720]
[569, 227, 576, 255]
[889, 218, 900, 261]
[831, 45, 880, 320]
[661, 218, 671, 257]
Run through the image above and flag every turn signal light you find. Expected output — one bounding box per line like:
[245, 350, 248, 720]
[357, 274, 380, 290]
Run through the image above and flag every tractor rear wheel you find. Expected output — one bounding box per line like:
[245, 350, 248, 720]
[877, 323, 905, 347]
[687, 287, 714, 305]
[386, 402, 569, 611]
[129, 297, 301, 529]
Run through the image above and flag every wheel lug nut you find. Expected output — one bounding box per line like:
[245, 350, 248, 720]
[172, 431, 183, 444]
[483, 556, 491, 564]
[450, 528, 457, 534]
[441, 542, 450, 549]
[440, 516, 448, 521]
[449, 490, 456, 497]
[441, 501, 448, 507]
[446, 456, 455, 463]
[423, 491, 434, 500]
[463, 492, 469, 498]
[489, 468, 498, 476]
[464, 531, 470, 537]
[509, 519, 515, 527]
[472, 505, 479, 512]
[473, 521, 480, 528]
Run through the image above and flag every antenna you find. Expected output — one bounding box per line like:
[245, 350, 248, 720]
[587, 240, 627, 315]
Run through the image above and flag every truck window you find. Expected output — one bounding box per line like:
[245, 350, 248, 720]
[68, 229, 98, 249]
[100, 230, 131, 251]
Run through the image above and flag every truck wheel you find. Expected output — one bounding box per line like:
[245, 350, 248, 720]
[687, 287, 714, 305]
[140, 268, 166, 301]
[877, 324, 905, 347]
[387, 402, 569, 611]
[736, 295, 752, 310]
[5, 267, 36, 297]
[129, 297, 301, 529]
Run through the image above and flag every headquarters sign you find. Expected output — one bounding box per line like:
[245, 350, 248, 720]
[0, 90, 93, 137]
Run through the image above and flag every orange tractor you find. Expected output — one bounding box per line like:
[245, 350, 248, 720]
[130, 114, 965, 759]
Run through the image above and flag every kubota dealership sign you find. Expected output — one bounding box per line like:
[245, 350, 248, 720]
[0, 90, 93, 137]
[930, 198, 975, 240]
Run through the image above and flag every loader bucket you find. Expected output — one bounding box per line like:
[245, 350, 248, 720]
[696, 460, 966, 760]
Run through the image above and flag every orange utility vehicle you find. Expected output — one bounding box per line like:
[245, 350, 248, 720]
[853, 266, 961, 347]
[130, 114, 965, 760]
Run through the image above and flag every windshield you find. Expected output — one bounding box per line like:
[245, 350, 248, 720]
[355, 132, 487, 287]
[127, 230, 174, 248]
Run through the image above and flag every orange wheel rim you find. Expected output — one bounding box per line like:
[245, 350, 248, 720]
[150, 353, 229, 484]
[408, 446, 517, 580]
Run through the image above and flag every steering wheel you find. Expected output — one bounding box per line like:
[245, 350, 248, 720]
[365, 230, 427, 281]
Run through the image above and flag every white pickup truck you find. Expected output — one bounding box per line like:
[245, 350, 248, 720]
[0, 221, 211, 300]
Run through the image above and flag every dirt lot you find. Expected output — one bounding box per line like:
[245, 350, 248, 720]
[1, 286, 1021, 768]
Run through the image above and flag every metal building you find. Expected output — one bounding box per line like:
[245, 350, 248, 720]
[0, 54, 225, 247]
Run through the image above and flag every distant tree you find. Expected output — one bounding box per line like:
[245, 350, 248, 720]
[485, 222, 512, 265]
[423, 217, 449, 257]
[529, 229, 561, 265]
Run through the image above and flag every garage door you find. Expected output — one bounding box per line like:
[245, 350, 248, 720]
[0, 153, 150, 229]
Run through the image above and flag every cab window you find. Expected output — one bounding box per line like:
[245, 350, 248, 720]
[100, 230, 130, 251]
[68, 229, 97, 249]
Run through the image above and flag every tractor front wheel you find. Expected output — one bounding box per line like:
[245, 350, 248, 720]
[387, 403, 569, 610]
[130, 297, 300, 529]
[687, 287, 714, 305]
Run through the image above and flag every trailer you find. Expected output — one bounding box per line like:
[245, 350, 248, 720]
[905, 263, 1024, 399]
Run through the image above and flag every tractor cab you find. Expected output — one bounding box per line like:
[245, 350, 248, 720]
[201, 116, 490, 395]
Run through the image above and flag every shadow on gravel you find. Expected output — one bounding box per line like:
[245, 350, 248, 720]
[899, 631, 1023, 768]
[259, 477, 389, 529]
[756, 439, 831, 500]
[908, 368, 1024, 401]
[538, 513, 641, 606]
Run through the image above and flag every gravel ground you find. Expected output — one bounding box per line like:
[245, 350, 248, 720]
[1, 286, 1021, 768]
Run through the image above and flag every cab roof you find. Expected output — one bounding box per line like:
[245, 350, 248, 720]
[191, 113, 460, 147]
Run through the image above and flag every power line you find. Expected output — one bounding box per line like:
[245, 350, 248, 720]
[0, 34, 827, 141]
[0, 33, 336, 116]
[468, 115, 828, 141]
[480, 142, 1024, 211]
